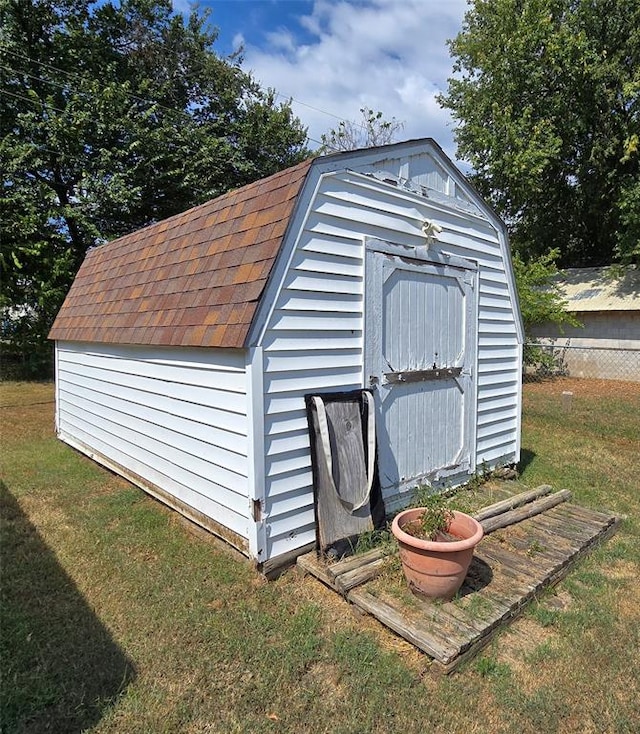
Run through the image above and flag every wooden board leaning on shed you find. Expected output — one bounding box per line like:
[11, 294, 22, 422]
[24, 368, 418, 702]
[298, 487, 620, 674]
[305, 390, 385, 557]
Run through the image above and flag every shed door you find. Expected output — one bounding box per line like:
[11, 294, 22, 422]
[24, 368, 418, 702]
[365, 245, 477, 502]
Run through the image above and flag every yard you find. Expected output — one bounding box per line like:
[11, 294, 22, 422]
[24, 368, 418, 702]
[1, 378, 639, 733]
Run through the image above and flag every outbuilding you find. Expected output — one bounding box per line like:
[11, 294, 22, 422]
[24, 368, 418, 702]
[49, 139, 524, 573]
[528, 266, 640, 381]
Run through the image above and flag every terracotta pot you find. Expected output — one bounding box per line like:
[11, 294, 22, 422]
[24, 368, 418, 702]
[391, 508, 484, 600]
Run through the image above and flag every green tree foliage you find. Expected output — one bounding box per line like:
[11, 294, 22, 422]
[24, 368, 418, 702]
[320, 107, 404, 153]
[0, 0, 308, 376]
[512, 249, 580, 369]
[440, 0, 640, 268]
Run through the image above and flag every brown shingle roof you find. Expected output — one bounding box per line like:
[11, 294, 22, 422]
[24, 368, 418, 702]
[49, 159, 313, 349]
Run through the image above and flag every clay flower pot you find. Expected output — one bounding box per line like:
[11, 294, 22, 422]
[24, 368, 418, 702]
[391, 508, 484, 600]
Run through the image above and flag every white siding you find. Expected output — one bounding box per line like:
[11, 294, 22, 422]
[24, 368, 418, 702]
[259, 169, 521, 562]
[260, 224, 365, 560]
[55, 341, 251, 542]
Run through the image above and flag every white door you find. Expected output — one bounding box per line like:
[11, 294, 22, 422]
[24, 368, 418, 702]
[365, 242, 477, 505]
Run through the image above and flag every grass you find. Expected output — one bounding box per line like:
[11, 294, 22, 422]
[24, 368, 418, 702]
[1, 377, 640, 733]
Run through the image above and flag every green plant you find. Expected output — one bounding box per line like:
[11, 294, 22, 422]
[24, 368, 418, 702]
[527, 540, 546, 557]
[465, 461, 491, 491]
[524, 640, 559, 665]
[408, 490, 455, 541]
[353, 527, 394, 555]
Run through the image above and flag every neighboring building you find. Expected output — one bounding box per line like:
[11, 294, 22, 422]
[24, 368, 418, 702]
[49, 139, 524, 573]
[529, 266, 640, 381]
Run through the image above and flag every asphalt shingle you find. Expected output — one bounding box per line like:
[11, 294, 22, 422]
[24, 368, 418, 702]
[49, 159, 313, 349]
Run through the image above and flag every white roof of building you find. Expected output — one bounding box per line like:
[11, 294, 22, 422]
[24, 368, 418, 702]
[557, 266, 640, 312]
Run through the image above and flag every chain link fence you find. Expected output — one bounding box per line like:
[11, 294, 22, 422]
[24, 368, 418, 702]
[524, 342, 640, 382]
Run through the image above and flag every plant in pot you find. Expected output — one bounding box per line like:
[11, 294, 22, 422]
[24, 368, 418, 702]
[391, 491, 483, 600]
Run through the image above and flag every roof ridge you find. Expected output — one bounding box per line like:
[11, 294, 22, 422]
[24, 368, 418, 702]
[88, 157, 314, 255]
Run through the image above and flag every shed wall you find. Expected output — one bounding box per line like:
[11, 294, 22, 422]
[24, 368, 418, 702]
[55, 341, 252, 544]
[259, 170, 521, 561]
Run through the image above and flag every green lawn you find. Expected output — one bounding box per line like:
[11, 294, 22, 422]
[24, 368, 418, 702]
[1, 378, 639, 733]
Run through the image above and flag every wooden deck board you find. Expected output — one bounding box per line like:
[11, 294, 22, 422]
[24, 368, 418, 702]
[297, 501, 619, 673]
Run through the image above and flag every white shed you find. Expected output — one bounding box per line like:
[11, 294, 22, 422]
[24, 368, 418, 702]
[50, 139, 524, 573]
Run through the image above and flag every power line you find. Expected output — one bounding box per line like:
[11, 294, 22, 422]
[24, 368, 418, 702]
[2, 48, 183, 117]
[272, 90, 350, 125]
[3, 46, 361, 141]
[0, 61, 95, 99]
[2, 44, 345, 156]
[0, 87, 66, 114]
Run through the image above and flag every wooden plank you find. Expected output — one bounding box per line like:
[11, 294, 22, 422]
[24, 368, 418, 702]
[434, 623, 503, 676]
[477, 544, 549, 587]
[484, 539, 563, 579]
[527, 511, 607, 544]
[481, 490, 572, 534]
[560, 503, 619, 525]
[335, 557, 388, 594]
[461, 567, 520, 612]
[296, 551, 337, 590]
[496, 532, 575, 563]
[327, 547, 387, 579]
[538, 504, 613, 533]
[347, 589, 460, 664]
[423, 595, 494, 636]
[413, 597, 485, 643]
[308, 396, 376, 553]
[300, 489, 620, 674]
[540, 518, 620, 590]
[473, 485, 553, 522]
[262, 542, 316, 579]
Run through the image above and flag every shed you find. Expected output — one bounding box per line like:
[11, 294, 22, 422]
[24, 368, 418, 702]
[529, 266, 640, 381]
[49, 139, 524, 573]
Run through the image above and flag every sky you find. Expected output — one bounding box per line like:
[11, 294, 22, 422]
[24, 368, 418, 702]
[184, 0, 469, 163]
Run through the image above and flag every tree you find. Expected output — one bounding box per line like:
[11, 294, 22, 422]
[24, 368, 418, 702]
[320, 107, 404, 153]
[1, 0, 309, 376]
[512, 249, 580, 370]
[439, 0, 640, 267]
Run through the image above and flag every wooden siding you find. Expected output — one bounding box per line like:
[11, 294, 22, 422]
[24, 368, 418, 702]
[260, 170, 521, 562]
[55, 342, 251, 541]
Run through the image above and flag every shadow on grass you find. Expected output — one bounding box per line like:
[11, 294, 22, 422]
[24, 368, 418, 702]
[518, 448, 536, 474]
[0, 481, 136, 733]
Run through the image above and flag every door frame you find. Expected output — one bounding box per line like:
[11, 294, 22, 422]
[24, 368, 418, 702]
[363, 237, 479, 495]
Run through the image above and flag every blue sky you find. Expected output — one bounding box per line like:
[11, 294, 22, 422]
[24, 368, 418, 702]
[203, 1, 318, 55]
[184, 1, 468, 161]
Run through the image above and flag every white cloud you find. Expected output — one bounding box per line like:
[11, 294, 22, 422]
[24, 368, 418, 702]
[241, 0, 468, 161]
[232, 32, 245, 54]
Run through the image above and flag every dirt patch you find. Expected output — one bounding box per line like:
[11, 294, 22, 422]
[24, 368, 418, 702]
[494, 616, 558, 676]
[304, 661, 346, 703]
[604, 559, 638, 582]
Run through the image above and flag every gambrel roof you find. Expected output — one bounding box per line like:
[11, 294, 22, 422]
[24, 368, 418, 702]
[49, 159, 313, 349]
[50, 138, 525, 350]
